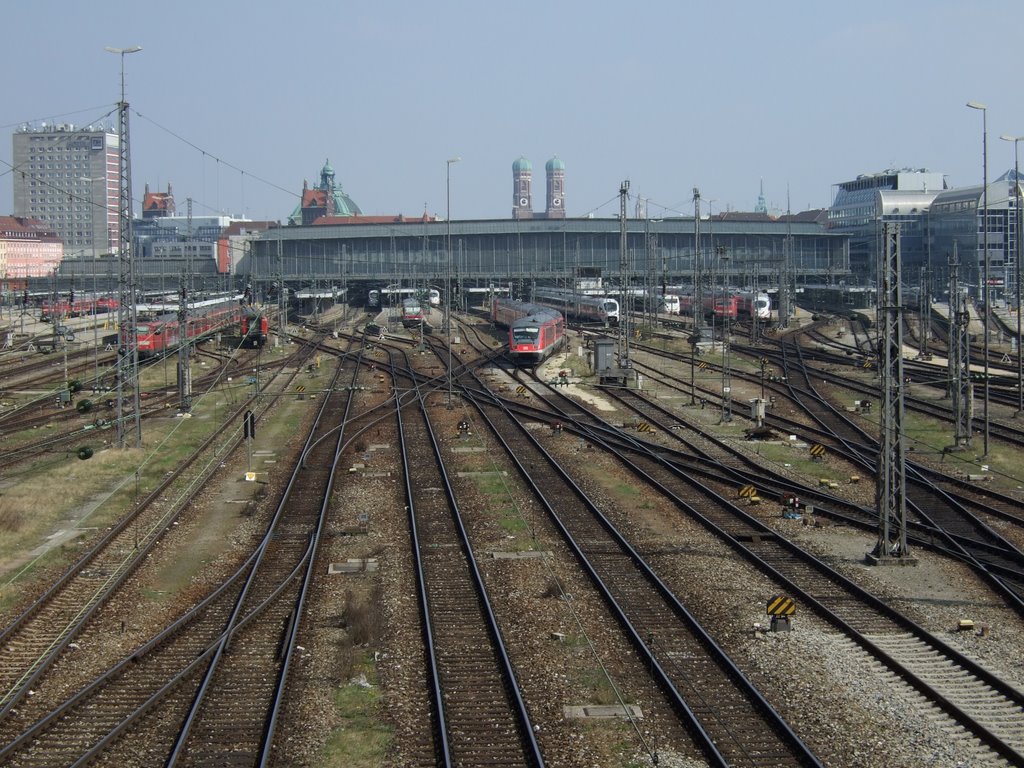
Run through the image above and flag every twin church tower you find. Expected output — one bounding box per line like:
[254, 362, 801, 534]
[512, 156, 566, 220]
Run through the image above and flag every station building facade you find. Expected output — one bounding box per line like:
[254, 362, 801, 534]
[241, 214, 850, 304]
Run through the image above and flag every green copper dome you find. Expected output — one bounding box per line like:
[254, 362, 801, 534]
[546, 156, 565, 172]
[513, 156, 532, 173]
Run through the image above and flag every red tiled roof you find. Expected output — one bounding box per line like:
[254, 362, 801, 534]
[0, 216, 58, 238]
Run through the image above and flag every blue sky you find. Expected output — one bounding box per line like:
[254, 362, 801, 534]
[3, 1, 1023, 223]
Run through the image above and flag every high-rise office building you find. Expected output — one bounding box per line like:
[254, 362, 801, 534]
[12, 123, 120, 259]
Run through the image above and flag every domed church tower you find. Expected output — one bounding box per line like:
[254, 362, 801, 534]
[545, 156, 566, 219]
[512, 156, 533, 219]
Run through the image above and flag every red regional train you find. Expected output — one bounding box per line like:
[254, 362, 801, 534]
[492, 297, 566, 364]
[40, 296, 118, 322]
[129, 297, 243, 359]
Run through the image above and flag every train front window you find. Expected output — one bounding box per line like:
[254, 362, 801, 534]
[512, 326, 539, 343]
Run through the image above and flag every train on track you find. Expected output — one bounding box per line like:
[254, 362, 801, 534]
[367, 286, 441, 310]
[40, 296, 118, 322]
[674, 291, 772, 321]
[401, 297, 425, 328]
[530, 287, 619, 326]
[492, 297, 566, 364]
[129, 296, 244, 359]
[240, 308, 270, 348]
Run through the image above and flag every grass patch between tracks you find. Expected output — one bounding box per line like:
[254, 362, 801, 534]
[320, 652, 391, 766]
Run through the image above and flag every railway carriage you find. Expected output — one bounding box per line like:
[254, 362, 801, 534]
[678, 294, 740, 320]
[40, 296, 118, 322]
[531, 288, 619, 326]
[129, 297, 243, 359]
[736, 291, 772, 320]
[492, 297, 566, 363]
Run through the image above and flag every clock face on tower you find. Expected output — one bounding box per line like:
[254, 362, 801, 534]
[519, 198, 529, 206]
[553, 198, 562, 206]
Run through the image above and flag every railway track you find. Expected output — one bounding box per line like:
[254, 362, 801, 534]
[455, 367, 823, 766]
[476, 361, 1024, 765]
[618, 335, 1024, 613]
[389, 344, 544, 766]
[0, 338, 328, 765]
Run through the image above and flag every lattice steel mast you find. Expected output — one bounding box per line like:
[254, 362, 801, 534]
[869, 223, 912, 563]
[108, 45, 143, 448]
[948, 245, 973, 449]
[917, 265, 932, 360]
[177, 275, 192, 413]
[692, 187, 702, 336]
[617, 180, 631, 372]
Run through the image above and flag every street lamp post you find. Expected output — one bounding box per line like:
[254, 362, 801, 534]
[445, 157, 461, 409]
[1001, 133, 1024, 416]
[106, 44, 142, 449]
[967, 101, 990, 455]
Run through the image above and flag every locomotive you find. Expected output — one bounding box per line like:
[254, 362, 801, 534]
[677, 294, 739, 319]
[675, 291, 772, 321]
[240, 308, 269, 348]
[492, 297, 566, 364]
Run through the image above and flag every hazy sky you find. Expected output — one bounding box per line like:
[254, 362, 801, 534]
[3, 1, 1023, 224]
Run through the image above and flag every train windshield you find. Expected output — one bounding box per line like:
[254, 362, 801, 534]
[512, 326, 539, 342]
[602, 300, 619, 313]
[136, 324, 150, 334]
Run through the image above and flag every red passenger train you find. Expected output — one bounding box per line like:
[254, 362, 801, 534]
[492, 297, 566, 364]
[40, 296, 118, 322]
[128, 297, 243, 359]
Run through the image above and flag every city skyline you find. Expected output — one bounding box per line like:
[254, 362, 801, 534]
[3, 1, 1024, 225]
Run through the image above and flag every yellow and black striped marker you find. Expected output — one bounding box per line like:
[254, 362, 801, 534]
[766, 595, 796, 616]
[809, 443, 826, 458]
[738, 484, 758, 498]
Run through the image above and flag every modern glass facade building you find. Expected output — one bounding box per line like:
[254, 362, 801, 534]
[828, 168, 946, 286]
[927, 175, 1021, 299]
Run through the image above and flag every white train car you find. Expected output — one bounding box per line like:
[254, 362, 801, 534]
[736, 291, 772, 320]
[532, 287, 619, 326]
